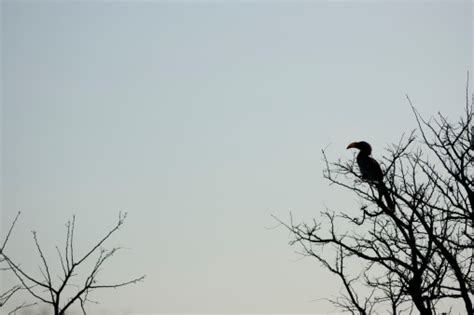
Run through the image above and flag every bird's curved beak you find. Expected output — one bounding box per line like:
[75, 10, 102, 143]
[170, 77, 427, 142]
[346, 142, 359, 149]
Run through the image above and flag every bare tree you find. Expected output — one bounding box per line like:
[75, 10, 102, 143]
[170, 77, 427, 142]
[0, 212, 145, 315]
[277, 78, 473, 314]
[0, 212, 37, 314]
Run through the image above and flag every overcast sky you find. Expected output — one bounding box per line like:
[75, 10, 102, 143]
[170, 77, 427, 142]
[1, 1, 473, 314]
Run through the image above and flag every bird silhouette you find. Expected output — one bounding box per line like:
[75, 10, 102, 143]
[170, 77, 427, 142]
[470, 126, 474, 149]
[347, 141, 394, 210]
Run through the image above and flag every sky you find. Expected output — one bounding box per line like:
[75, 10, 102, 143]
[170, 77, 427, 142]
[1, 1, 473, 314]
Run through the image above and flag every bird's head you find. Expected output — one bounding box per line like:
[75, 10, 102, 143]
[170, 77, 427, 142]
[347, 141, 372, 155]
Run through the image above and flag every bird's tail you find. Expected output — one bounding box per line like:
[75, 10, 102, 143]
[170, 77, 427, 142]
[377, 182, 394, 211]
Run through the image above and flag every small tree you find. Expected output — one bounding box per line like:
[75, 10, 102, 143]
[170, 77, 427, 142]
[277, 78, 473, 314]
[0, 212, 37, 314]
[0, 212, 145, 315]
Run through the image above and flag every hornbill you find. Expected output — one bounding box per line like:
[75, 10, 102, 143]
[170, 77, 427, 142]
[470, 126, 474, 149]
[347, 141, 394, 210]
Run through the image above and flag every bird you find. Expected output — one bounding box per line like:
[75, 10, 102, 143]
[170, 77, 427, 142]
[470, 126, 474, 149]
[347, 141, 394, 210]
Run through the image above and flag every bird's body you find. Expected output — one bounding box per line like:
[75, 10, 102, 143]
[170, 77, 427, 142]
[470, 126, 474, 149]
[347, 141, 394, 210]
[356, 151, 383, 183]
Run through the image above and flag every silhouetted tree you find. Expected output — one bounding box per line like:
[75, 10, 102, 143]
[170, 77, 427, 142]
[0, 212, 145, 315]
[277, 77, 473, 315]
[0, 212, 38, 314]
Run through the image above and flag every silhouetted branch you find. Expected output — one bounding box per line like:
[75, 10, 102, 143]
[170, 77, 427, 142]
[0, 212, 22, 310]
[1, 212, 146, 314]
[277, 79, 473, 314]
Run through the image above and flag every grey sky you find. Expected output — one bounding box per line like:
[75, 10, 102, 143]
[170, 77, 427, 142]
[1, 1, 472, 314]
